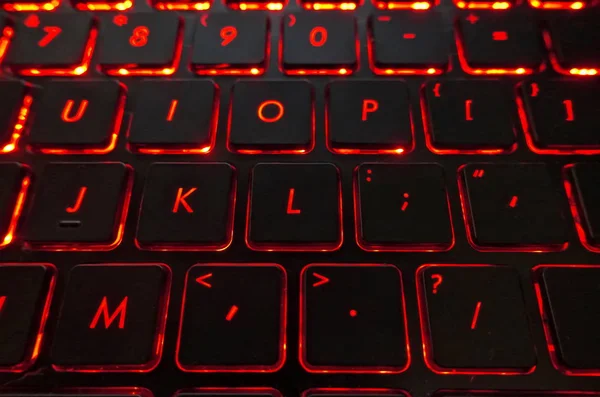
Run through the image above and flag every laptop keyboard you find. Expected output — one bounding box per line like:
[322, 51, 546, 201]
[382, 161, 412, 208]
[0, 0, 599, 395]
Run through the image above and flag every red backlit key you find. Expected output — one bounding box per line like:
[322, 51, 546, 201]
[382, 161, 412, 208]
[459, 163, 568, 251]
[0, 0, 60, 11]
[150, 0, 210, 9]
[565, 163, 600, 252]
[327, 81, 413, 154]
[299, 0, 358, 10]
[0, 80, 29, 154]
[176, 390, 282, 397]
[0, 163, 29, 249]
[418, 265, 536, 374]
[518, 80, 600, 154]
[355, 163, 453, 251]
[6, 14, 94, 76]
[71, 0, 132, 12]
[229, 81, 313, 154]
[22, 162, 132, 251]
[136, 163, 236, 251]
[546, 12, 600, 75]
[247, 163, 341, 251]
[191, 14, 268, 75]
[422, 80, 517, 154]
[536, 265, 600, 373]
[28, 80, 125, 154]
[178, 264, 285, 371]
[97, 13, 181, 76]
[0, 263, 55, 372]
[51, 264, 170, 371]
[128, 80, 218, 153]
[282, 13, 357, 75]
[369, 13, 450, 74]
[456, 13, 543, 74]
[301, 264, 408, 372]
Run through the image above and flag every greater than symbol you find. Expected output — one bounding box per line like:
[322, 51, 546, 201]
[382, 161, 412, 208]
[226, 305, 239, 321]
[312, 272, 330, 287]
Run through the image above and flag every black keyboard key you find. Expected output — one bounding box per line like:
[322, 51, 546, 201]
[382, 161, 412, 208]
[456, 13, 543, 74]
[248, 163, 342, 251]
[177, 264, 285, 371]
[305, 390, 407, 397]
[1, 0, 60, 11]
[6, 14, 94, 77]
[530, 0, 588, 8]
[0, 163, 29, 249]
[128, 80, 218, 154]
[229, 81, 313, 154]
[423, 80, 517, 154]
[282, 13, 357, 75]
[225, 0, 282, 9]
[299, 0, 358, 10]
[136, 163, 236, 251]
[372, 0, 433, 8]
[454, 0, 513, 8]
[565, 163, 600, 252]
[0, 80, 29, 154]
[369, 13, 450, 75]
[355, 164, 453, 251]
[327, 81, 413, 154]
[0, 390, 154, 397]
[97, 13, 181, 76]
[28, 81, 125, 154]
[71, 0, 133, 12]
[192, 14, 268, 75]
[418, 265, 536, 373]
[546, 12, 600, 76]
[459, 163, 568, 251]
[0, 263, 55, 371]
[22, 162, 132, 251]
[518, 80, 600, 154]
[301, 264, 408, 372]
[536, 265, 600, 373]
[176, 389, 282, 397]
[52, 264, 170, 371]
[150, 0, 211, 9]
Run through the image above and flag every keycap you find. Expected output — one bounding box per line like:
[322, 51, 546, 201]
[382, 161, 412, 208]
[546, 12, 600, 75]
[228, 81, 313, 154]
[355, 164, 453, 251]
[518, 80, 600, 154]
[368, 13, 450, 74]
[304, 390, 408, 397]
[282, 13, 357, 75]
[0, 263, 55, 371]
[247, 163, 342, 251]
[191, 14, 268, 75]
[530, 0, 589, 8]
[456, 13, 543, 74]
[22, 162, 132, 251]
[0, 163, 29, 249]
[536, 265, 600, 372]
[0, 80, 29, 153]
[97, 13, 181, 76]
[418, 265, 536, 373]
[0, 390, 154, 397]
[301, 264, 408, 372]
[176, 389, 282, 397]
[136, 163, 236, 250]
[454, 0, 513, 8]
[372, 0, 433, 8]
[150, 0, 211, 10]
[422, 80, 517, 154]
[225, 0, 282, 9]
[128, 80, 218, 154]
[1, 0, 60, 11]
[6, 14, 94, 76]
[327, 81, 413, 154]
[299, 0, 358, 10]
[177, 264, 285, 371]
[28, 81, 125, 154]
[565, 163, 600, 252]
[71, 0, 133, 10]
[459, 163, 568, 251]
[52, 264, 170, 371]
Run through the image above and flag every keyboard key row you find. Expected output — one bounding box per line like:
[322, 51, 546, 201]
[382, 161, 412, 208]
[2, 79, 600, 155]
[2, 262, 600, 375]
[0, 11, 598, 77]
[3, 162, 600, 252]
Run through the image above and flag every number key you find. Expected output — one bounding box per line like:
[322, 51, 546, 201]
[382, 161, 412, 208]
[97, 13, 181, 76]
[192, 14, 268, 76]
[518, 80, 600, 154]
[6, 14, 94, 76]
[282, 13, 357, 75]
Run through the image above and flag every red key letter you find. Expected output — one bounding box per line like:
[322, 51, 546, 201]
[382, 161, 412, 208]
[309, 26, 327, 47]
[61, 99, 88, 123]
[89, 296, 128, 329]
[257, 100, 284, 123]
[66, 186, 88, 213]
[286, 188, 301, 214]
[172, 187, 196, 213]
[38, 26, 61, 47]
[361, 99, 379, 121]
